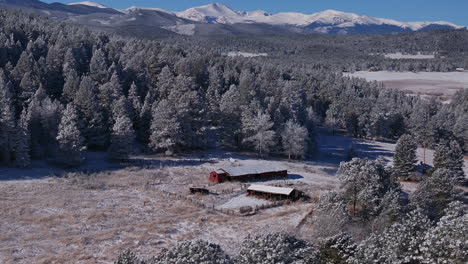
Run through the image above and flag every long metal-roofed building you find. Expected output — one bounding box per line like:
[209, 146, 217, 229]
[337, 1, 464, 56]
[247, 184, 299, 200]
[209, 164, 288, 183]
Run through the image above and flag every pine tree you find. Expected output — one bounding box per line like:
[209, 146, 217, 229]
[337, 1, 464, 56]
[156, 66, 175, 99]
[393, 134, 417, 180]
[62, 70, 80, 103]
[128, 82, 142, 119]
[15, 108, 31, 168]
[420, 201, 468, 264]
[236, 234, 320, 264]
[149, 99, 180, 155]
[153, 240, 232, 264]
[89, 48, 109, 84]
[74, 76, 108, 149]
[114, 250, 140, 264]
[434, 140, 465, 184]
[412, 169, 458, 220]
[338, 158, 399, 218]
[56, 104, 85, 167]
[350, 209, 432, 264]
[219, 84, 243, 147]
[242, 110, 276, 156]
[281, 120, 308, 159]
[108, 114, 135, 162]
[0, 76, 16, 165]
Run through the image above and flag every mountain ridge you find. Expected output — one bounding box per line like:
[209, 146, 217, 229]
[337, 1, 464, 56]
[0, 0, 464, 36]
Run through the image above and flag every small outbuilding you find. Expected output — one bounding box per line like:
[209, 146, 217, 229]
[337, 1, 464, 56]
[247, 184, 299, 200]
[209, 165, 288, 183]
[189, 187, 210, 195]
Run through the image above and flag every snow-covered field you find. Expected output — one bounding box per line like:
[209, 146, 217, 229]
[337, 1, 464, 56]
[345, 71, 468, 101]
[0, 133, 466, 263]
[383, 52, 435, 59]
[226, 51, 268, 58]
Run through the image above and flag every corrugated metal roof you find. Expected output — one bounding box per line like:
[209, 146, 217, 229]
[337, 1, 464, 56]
[219, 164, 287, 177]
[247, 184, 295, 195]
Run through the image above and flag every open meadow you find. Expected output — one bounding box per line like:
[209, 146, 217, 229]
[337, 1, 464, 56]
[345, 71, 468, 101]
[1, 133, 466, 264]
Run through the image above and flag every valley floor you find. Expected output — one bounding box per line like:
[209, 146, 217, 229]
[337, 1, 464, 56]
[0, 133, 466, 264]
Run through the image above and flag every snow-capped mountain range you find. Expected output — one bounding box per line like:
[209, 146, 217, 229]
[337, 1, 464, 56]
[171, 3, 460, 31]
[0, 0, 463, 36]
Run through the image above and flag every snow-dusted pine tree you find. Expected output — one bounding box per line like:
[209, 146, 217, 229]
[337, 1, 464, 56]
[149, 99, 180, 155]
[242, 110, 276, 156]
[56, 104, 85, 167]
[236, 233, 321, 264]
[108, 114, 135, 162]
[420, 201, 468, 264]
[15, 108, 31, 168]
[393, 134, 417, 180]
[434, 140, 465, 184]
[151, 240, 231, 264]
[412, 168, 458, 220]
[350, 209, 431, 264]
[338, 158, 399, 218]
[281, 120, 308, 159]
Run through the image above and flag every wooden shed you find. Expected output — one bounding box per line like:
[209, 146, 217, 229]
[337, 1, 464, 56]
[247, 184, 299, 200]
[209, 165, 288, 183]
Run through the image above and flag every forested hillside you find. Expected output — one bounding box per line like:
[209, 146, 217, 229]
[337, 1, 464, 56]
[0, 9, 466, 168]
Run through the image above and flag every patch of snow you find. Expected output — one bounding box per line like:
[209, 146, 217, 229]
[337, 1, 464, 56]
[383, 52, 435, 59]
[226, 51, 268, 58]
[123, 6, 173, 15]
[68, 1, 109, 9]
[163, 24, 196, 36]
[217, 194, 270, 210]
[345, 71, 468, 83]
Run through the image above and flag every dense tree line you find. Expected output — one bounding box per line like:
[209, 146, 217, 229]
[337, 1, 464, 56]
[0, 9, 467, 169]
[175, 29, 468, 72]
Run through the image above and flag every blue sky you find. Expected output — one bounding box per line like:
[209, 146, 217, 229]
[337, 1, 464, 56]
[46, 0, 468, 26]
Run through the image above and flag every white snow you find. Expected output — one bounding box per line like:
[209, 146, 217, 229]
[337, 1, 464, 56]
[226, 51, 268, 58]
[68, 1, 109, 9]
[217, 194, 270, 209]
[247, 185, 295, 195]
[173, 4, 462, 30]
[123, 6, 173, 14]
[163, 24, 196, 36]
[344, 71, 468, 100]
[384, 52, 435, 59]
[345, 71, 468, 83]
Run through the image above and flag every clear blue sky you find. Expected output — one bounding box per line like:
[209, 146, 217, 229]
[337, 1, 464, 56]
[46, 0, 468, 26]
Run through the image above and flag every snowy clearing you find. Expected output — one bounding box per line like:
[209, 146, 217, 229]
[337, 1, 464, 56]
[383, 52, 435, 59]
[0, 133, 466, 263]
[344, 71, 468, 101]
[226, 51, 268, 58]
[217, 194, 271, 210]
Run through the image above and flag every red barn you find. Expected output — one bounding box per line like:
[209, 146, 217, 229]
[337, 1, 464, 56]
[209, 165, 288, 183]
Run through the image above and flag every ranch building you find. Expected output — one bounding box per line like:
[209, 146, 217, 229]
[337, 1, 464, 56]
[247, 184, 299, 200]
[209, 165, 288, 183]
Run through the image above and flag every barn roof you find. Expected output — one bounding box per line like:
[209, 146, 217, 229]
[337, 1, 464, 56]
[219, 164, 287, 177]
[247, 184, 295, 196]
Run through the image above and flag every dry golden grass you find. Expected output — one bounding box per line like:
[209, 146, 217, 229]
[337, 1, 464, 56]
[0, 156, 338, 264]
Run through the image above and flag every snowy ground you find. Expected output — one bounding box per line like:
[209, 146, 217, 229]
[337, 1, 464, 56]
[383, 52, 435, 59]
[217, 194, 271, 210]
[344, 71, 468, 101]
[0, 133, 466, 263]
[226, 51, 268, 58]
